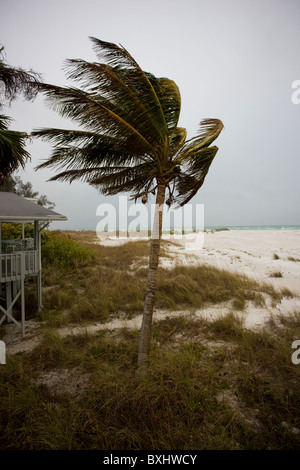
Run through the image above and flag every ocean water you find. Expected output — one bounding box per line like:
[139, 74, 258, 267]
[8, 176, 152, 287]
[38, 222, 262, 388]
[67, 224, 300, 232]
[204, 225, 300, 231]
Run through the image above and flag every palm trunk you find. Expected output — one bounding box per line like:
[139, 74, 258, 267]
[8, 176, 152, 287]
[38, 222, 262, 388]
[137, 183, 166, 372]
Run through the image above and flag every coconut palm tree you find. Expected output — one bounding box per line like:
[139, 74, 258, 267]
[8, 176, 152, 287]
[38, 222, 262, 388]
[0, 46, 41, 183]
[33, 38, 224, 372]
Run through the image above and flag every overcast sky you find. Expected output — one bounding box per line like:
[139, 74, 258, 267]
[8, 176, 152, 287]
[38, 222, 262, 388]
[1, 0, 300, 230]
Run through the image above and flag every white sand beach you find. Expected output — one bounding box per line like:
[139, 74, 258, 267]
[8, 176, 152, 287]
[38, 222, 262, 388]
[96, 229, 300, 296]
[167, 230, 300, 295]
[94, 228, 300, 330]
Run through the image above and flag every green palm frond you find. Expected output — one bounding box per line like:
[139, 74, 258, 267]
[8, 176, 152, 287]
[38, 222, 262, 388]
[145, 74, 181, 141]
[63, 59, 165, 146]
[179, 118, 223, 156]
[89, 38, 171, 144]
[0, 115, 30, 183]
[0, 59, 41, 104]
[33, 127, 153, 180]
[36, 83, 154, 151]
[169, 127, 187, 156]
[0, 51, 40, 180]
[174, 146, 219, 206]
[42, 165, 133, 184]
[90, 163, 156, 195]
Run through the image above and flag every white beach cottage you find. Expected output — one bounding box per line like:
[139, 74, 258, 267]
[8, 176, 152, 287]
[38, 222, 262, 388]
[0, 192, 67, 336]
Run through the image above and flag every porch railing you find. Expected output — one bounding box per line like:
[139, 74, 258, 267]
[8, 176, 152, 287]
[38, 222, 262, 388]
[1, 238, 34, 253]
[0, 250, 39, 282]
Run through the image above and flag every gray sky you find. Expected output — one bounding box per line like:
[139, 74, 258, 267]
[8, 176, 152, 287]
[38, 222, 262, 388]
[1, 0, 300, 230]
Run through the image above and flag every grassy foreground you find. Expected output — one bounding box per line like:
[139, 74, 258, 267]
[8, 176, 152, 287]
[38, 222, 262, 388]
[0, 230, 299, 450]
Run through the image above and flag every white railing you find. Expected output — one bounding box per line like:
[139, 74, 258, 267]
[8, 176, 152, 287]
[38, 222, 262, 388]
[0, 251, 39, 282]
[1, 238, 34, 253]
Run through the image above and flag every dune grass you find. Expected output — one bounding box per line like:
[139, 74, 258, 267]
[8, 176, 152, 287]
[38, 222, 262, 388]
[1, 312, 300, 450]
[0, 230, 299, 450]
[35, 230, 294, 327]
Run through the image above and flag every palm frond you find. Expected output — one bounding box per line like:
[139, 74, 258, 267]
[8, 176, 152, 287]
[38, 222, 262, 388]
[59, 160, 157, 197]
[44, 165, 131, 183]
[33, 127, 153, 178]
[0, 60, 41, 104]
[0, 115, 30, 182]
[147, 75, 181, 140]
[32, 127, 104, 146]
[63, 59, 166, 147]
[169, 127, 187, 156]
[89, 37, 136, 70]
[35, 83, 153, 153]
[89, 37, 169, 143]
[174, 146, 219, 206]
[92, 172, 156, 197]
[180, 118, 223, 156]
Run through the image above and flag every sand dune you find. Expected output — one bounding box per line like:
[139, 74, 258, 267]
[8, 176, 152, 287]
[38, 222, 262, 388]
[3, 229, 300, 354]
[90, 229, 300, 329]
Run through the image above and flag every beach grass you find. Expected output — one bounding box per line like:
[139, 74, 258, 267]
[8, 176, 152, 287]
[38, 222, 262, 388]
[1, 312, 300, 450]
[0, 230, 299, 450]
[36, 230, 294, 327]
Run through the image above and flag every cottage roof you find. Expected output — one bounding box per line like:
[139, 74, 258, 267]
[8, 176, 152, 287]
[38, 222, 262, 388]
[0, 192, 67, 222]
